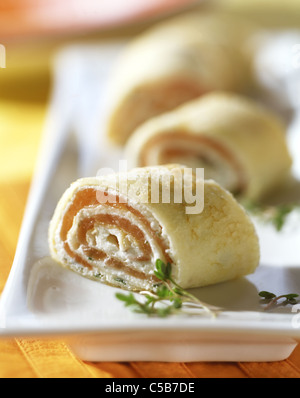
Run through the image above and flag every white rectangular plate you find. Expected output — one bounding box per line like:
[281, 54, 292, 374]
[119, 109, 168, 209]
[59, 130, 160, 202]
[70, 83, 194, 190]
[1, 40, 300, 362]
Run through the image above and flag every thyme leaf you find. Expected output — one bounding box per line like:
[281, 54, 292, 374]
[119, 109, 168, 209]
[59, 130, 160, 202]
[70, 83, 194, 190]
[243, 200, 300, 231]
[115, 259, 218, 318]
[114, 277, 126, 285]
[259, 290, 299, 310]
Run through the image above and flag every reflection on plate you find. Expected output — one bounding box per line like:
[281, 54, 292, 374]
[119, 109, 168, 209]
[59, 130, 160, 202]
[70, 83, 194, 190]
[25, 257, 300, 362]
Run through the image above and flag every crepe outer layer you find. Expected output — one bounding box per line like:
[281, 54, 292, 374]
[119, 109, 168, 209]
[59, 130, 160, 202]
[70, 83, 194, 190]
[125, 92, 292, 201]
[49, 165, 260, 292]
[106, 12, 257, 145]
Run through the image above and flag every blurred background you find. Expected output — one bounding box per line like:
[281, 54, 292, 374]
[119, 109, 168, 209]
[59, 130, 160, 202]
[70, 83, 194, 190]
[1, 0, 300, 182]
[1, 0, 300, 183]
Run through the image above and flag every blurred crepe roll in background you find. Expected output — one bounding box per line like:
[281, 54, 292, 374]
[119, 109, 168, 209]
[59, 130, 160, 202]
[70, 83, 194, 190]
[125, 92, 292, 201]
[49, 165, 260, 292]
[106, 12, 258, 145]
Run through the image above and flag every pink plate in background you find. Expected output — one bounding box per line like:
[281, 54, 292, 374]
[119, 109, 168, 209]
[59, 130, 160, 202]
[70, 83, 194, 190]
[0, 0, 202, 40]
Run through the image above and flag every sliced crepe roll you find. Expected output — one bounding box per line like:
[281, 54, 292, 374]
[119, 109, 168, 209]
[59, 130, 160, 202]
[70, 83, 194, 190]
[49, 165, 260, 292]
[106, 12, 256, 145]
[125, 92, 292, 201]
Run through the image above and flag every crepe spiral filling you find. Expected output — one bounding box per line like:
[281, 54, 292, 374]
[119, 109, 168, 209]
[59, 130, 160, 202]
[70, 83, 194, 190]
[52, 186, 173, 291]
[137, 132, 247, 196]
[49, 165, 260, 292]
[125, 93, 292, 201]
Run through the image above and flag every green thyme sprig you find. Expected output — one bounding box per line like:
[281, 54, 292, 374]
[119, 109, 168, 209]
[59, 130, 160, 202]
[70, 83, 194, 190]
[259, 290, 299, 310]
[115, 259, 219, 318]
[243, 200, 300, 231]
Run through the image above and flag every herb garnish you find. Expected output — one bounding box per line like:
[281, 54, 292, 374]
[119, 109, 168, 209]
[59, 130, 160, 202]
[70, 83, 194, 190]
[243, 200, 300, 231]
[259, 290, 299, 310]
[115, 259, 218, 318]
[114, 277, 126, 285]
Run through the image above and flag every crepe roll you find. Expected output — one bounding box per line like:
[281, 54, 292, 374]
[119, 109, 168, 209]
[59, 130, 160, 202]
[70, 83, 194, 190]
[125, 92, 292, 201]
[106, 12, 257, 145]
[49, 164, 260, 292]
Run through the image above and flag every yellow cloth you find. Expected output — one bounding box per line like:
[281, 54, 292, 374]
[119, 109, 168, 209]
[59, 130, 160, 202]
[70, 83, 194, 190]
[215, 0, 300, 27]
[0, 101, 46, 182]
[218, 0, 300, 11]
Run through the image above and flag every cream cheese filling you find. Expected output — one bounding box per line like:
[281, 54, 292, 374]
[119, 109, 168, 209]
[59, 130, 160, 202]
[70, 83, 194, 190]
[142, 138, 243, 193]
[53, 186, 175, 291]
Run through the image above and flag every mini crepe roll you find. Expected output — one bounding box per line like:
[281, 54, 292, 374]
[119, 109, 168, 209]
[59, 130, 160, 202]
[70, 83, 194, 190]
[49, 164, 260, 292]
[106, 12, 256, 145]
[125, 92, 292, 201]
